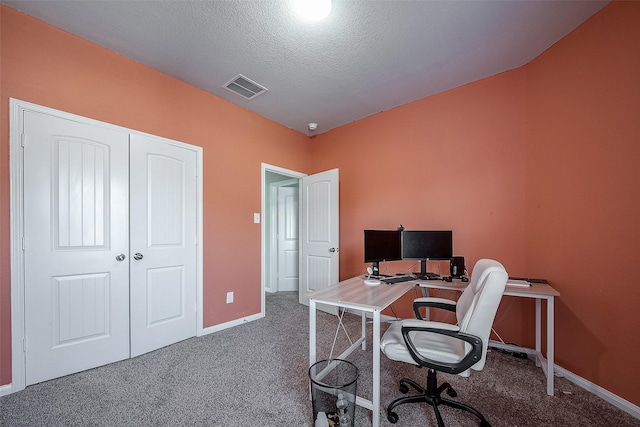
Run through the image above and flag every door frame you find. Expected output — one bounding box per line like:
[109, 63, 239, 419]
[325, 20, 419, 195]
[8, 99, 204, 394]
[261, 164, 305, 314]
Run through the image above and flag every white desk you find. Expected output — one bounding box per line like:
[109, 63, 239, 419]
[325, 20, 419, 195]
[418, 279, 560, 396]
[309, 276, 416, 427]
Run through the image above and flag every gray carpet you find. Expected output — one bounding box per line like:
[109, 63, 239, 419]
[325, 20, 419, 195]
[1, 291, 637, 426]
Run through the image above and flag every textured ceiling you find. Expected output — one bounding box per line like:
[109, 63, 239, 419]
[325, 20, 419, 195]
[3, 0, 609, 135]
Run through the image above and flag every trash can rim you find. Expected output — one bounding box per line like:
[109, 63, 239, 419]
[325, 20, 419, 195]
[309, 358, 359, 389]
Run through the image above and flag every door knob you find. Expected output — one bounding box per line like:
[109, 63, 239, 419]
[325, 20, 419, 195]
[115, 254, 126, 261]
[134, 253, 144, 260]
[329, 248, 336, 253]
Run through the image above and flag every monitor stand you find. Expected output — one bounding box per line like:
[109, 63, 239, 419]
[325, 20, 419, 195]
[414, 259, 439, 280]
[370, 262, 391, 278]
[371, 262, 380, 277]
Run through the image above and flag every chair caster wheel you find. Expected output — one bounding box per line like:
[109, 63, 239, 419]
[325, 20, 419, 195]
[387, 411, 399, 424]
[399, 383, 409, 394]
[447, 387, 458, 398]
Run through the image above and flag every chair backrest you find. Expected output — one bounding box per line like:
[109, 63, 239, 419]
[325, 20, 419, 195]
[455, 259, 508, 371]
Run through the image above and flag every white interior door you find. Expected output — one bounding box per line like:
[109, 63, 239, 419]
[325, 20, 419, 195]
[129, 134, 198, 357]
[277, 185, 299, 292]
[23, 111, 131, 385]
[299, 169, 339, 306]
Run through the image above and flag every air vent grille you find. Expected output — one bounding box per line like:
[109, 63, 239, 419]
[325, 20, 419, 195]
[223, 75, 268, 100]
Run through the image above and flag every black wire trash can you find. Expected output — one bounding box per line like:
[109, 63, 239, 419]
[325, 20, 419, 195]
[309, 359, 359, 427]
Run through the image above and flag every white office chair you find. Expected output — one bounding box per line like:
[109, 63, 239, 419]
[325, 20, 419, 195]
[380, 259, 508, 426]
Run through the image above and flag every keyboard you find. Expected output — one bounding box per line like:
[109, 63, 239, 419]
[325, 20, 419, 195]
[413, 274, 442, 281]
[381, 275, 416, 284]
[508, 276, 548, 284]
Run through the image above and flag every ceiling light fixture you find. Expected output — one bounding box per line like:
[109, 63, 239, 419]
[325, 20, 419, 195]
[293, 0, 332, 21]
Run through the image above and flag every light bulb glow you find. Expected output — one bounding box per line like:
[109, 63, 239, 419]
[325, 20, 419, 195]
[293, 0, 332, 21]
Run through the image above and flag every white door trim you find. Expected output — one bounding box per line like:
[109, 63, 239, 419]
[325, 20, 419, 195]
[8, 98, 204, 394]
[260, 164, 305, 315]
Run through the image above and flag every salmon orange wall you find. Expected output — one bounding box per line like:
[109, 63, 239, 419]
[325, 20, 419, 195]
[524, 2, 640, 404]
[309, 64, 534, 346]
[0, 6, 311, 386]
[310, 1, 639, 406]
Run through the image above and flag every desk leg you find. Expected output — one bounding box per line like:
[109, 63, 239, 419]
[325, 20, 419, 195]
[310, 299, 317, 367]
[361, 312, 367, 350]
[421, 287, 431, 320]
[309, 299, 317, 402]
[535, 298, 542, 368]
[547, 297, 555, 396]
[373, 310, 381, 427]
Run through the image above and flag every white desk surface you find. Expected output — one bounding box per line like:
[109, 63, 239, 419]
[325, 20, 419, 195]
[416, 278, 560, 298]
[308, 276, 417, 311]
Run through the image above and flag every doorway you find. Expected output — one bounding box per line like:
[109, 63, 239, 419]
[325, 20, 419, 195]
[262, 166, 305, 303]
[260, 164, 340, 316]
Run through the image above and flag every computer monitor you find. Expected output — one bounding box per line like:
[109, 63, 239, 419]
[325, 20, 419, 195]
[363, 230, 402, 276]
[402, 230, 453, 276]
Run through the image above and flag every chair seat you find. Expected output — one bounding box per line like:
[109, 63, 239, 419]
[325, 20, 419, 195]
[381, 321, 470, 376]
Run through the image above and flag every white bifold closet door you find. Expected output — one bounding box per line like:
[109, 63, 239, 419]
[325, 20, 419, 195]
[23, 111, 197, 386]
[129, 134, 197, 358]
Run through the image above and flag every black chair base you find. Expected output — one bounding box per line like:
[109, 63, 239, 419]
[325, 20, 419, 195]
[387, 368, 491, 427]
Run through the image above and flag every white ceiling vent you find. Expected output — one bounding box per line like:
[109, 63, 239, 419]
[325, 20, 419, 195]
[223, 75, 268, 100]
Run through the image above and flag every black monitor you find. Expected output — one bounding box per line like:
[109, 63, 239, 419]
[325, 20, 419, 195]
[364, 230, 402, 276]
[402, 230, 453, 276]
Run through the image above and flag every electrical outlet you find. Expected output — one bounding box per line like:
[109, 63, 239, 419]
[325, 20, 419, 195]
[253, 213, 260, 224]
[226, 292, 234, 304]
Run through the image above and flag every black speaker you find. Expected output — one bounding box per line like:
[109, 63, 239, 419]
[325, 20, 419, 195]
[450, 256, 465, 277]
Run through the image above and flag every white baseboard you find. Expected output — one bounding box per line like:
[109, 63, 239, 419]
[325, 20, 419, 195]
[554, 364, 640, 420]
[0, 383, 13, 396]
[486, 340, 639, 420]
[199, 312, 264, 336]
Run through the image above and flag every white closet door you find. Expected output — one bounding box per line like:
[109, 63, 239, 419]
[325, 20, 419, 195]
[23, 111, 131, 385]
[129, 134, 198, 357]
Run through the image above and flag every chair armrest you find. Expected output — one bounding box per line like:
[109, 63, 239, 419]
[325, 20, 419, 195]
[401, 319, 459, 331]
[400, 320, 483, 375]
[413, 297, 457, 320]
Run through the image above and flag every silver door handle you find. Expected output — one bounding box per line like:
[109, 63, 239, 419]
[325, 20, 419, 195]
[116, 254, 126, 261]
[134, 253, 144, 260]
[329, 248, 337, 253]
